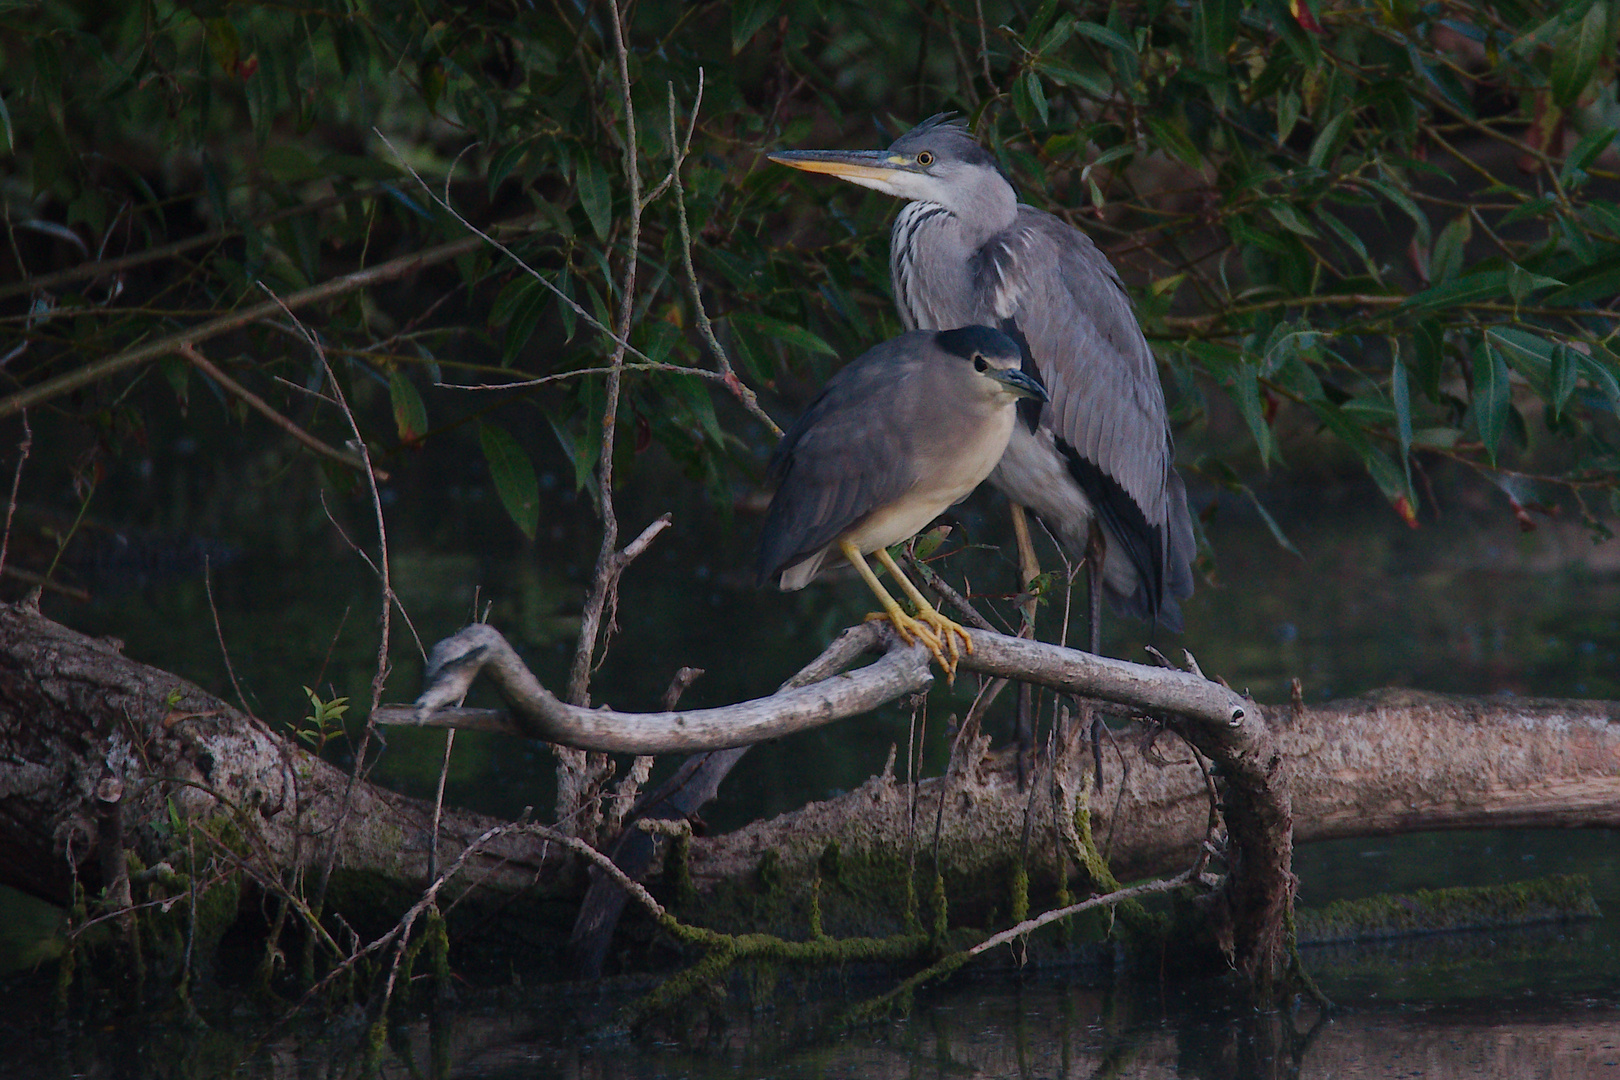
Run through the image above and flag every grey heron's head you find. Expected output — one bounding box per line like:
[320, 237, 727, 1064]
[769, 114, 1015, 222]
[934, 325, 1047, 403]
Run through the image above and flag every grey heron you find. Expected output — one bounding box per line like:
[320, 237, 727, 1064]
[770, 115, 1196, 648]
[757, 325, 1047, 676]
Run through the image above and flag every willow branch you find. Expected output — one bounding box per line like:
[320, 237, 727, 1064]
[0, 228, 511, 420]
[176, 344, 372, 476]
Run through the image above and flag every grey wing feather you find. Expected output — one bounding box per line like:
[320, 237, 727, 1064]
[1011, 208, 1194, 617]
[756, 345, 920, 585]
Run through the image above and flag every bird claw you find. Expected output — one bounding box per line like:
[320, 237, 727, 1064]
[917, 609, 973, 669]
[865, 609, 966, 681]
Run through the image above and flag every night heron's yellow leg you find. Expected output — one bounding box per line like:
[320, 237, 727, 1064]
[837, 540, 953, 671]
[870, 546, 972, 672]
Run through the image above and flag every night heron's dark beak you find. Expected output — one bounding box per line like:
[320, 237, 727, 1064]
[987, 367, 1048, 402]
[768, 148, 910, 181]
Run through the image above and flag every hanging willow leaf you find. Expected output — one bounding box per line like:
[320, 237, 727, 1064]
[479, 422, 540, 540]
[388, 371, 428, 445]
[1472, 339, 1511, 465]
[1549, 344, 1578, 421]
[577, 157, 612, 242]
[1233, 368, 1280, 467]
[1392, 348, 1413, 491]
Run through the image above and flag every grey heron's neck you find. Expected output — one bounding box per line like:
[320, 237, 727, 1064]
[910, 179, 1018, 250]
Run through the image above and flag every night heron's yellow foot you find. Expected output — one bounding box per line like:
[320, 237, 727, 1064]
[862, 608, 944, 652]
[864, 608, 958, 678]
[915, 607, 973, 667]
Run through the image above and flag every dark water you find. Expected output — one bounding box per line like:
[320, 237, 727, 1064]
[2, 391, 1619, 1076]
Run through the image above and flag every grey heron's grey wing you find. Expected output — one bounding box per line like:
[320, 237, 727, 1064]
[1009, 209, 1184, 616]
[1161, 466, 1197, 618]
[756, 345, 922, 585]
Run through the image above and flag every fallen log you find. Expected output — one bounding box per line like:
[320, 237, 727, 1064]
[2, 603, 1617, 994]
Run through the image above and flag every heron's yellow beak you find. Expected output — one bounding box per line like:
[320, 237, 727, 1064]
[768, 149, 910, 183]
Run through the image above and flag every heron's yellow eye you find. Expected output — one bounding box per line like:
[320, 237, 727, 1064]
[973, 355, 988, 372]
[917, 151, 935, 166]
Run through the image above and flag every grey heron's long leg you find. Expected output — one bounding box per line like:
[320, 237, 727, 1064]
[1085, 521, 1107, 790]
[840, 540, 958, 678]
[1010, 503, 1041, 791]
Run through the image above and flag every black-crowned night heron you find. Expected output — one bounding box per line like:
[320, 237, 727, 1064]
[757, 325, 1047, 676]
[771, 115, 1197, 647]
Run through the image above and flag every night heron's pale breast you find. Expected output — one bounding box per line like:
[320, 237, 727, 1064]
[758, 327, 1041, 591]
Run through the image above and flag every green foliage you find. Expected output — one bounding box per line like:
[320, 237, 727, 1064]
[4, 0, 1620, 540]
[294, 686, 350, 751]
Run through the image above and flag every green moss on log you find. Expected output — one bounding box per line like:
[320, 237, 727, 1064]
[1295, 874, 1601, 944]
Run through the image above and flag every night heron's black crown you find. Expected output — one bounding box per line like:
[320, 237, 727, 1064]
[934, 325, 1020, 364]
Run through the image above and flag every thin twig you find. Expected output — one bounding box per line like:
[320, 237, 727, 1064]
[176, 343, 375, 476]
[374, 131, 658, 373]
[851, 869, 1197, 1019]
[903, 550, 997, 632]
[0, 412, 31, 580]
[202, 556, 254, 719]
[666, 76, 782, 437]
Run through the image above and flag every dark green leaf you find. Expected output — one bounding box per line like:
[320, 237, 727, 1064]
[1429, 213, 1471, 285]
[1580, 351, 1620, 415]
[1584, 200, 1620, 239]
[548, 412, 600, 495]
[1392, 348, 1413, 490]
[730, 312, 839, 357]
[1471, 339, 1510, 465]
[1315, 207, 1372, 270]
[1035, 59, 1112, 97]
[204, 18, 241, 72]
[1545, 251, 1620, 305]
[1146, 116, 1202, 170]
[578, 157, 612, 242]
[1307, 399, 1374, 457]
[480, 422, 540, 539]
[503, 281, 553, 365]
[1025, 71, 1050, 127]
[731, 0, 778, 53]
[669, 374, 725, 446]
[1364, 174, 1430, 245]
[1551, 1, 1609, 107]
[1233, 369, 1280, 467]
[1038, 13, 1076, 53]
[1306, 111, 1352, 170]
[1276, 89, 1300, 144]
[1485, 326, 1556, 382]
[388, 371, 428, 444]
[1506, 262, 1564, 303]
[1399, 269, 1507, 313]
[1072, 20, 1136, 54]
[1266, 202, 1318, 238]
[489, 140, 530, 194]
[262, 145, 322, 183]
[1549, 343, 1578, 419]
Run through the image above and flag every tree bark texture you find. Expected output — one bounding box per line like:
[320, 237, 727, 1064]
[684, 693, 1620, 895]
[0, 602, 557, 908]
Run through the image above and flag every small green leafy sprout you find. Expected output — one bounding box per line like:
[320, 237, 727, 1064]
[294, 687, 350, 751]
